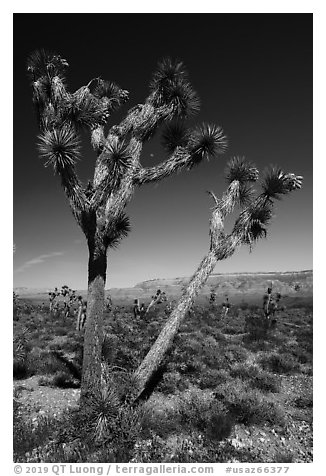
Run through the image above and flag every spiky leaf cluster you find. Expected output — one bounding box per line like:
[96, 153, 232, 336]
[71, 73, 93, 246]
[63, 91, 111, 129]
[27, 49, 68, 82]
[105, 212, 131, 249]
[161, 121, 190, 153]
[104, 138, 132, 190]
[188, 124, 228, 167]
[83, 387, 121, 442]
[238, 184, 256, 207]
[27, 50, 69, 122]
[38, 125, 81, 172]
[225, 156, 259, 184]
[93, 79, 129, 110]
[149, 58, 200, 118]
[235, 203, 273, 246]
[28, 51, 129, 135]
[261, 167, 303, 201]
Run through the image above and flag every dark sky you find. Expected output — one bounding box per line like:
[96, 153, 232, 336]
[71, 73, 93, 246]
[13, 13, 312, 289]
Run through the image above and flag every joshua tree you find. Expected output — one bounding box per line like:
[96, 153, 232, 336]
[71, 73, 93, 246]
[221, 295, 230, 318]
[48, 290, 57, 314]
[133, 298, 141, 319]
[139, 303, 146, 318]
[133, 158, 302, 399]
[146, 289, 167, 314]
[13, 291, 19, 321]
[263, 283, 281, 319]
[105, 294, 113, 312]
[27, 50, 228, 400]
[76, 296, 87, 331]
[209, 289, 217, 305]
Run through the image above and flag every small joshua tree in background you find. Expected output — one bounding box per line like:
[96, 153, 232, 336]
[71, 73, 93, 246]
[221, 295, 230, 318]
[263, 282, 281, 319]
[263, 283, 281, 330]
[209, 288, 217, 306]
[13, 292, 19, 321]
[146, 289, 167, 314]
[294, 283, 301, 292]
[245, 283, 282, 338]
[27, 50, 228, 401]
[76, 296, 87, 331]
[133, 158, 302, 399]
[105, 294, 113, 312]
[133, 299, 141, 319]
[48, 287, 60, 314]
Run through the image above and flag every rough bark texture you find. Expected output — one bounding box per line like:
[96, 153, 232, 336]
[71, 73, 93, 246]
[80, 244, 107, 401]
[134, 250, 218, 397]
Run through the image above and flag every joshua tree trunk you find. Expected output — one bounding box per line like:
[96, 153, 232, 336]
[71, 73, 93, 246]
[134, 250, 218, 396]
[80, 241, 107, 401]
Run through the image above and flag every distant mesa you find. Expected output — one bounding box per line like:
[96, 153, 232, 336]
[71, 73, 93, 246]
[14, 270, 312, 305]
[108, 270, 313, 303]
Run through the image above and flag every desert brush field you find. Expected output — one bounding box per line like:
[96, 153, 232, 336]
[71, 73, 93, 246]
[13, 294, 312, 464]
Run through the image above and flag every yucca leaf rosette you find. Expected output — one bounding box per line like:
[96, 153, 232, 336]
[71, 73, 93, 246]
[149, 58, 200, 118]
[38, 125, 81, 172]
[161, 121, 190, 154]
[188, 123, 228, 167]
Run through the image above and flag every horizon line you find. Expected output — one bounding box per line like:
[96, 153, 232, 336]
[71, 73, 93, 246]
[14, 268, 313, 291]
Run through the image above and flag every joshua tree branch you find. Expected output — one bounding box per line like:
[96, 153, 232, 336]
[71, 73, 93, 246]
[133, 148, 194, 185]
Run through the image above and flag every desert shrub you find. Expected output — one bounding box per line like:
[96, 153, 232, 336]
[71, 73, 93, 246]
[52, 371, 80, 388]
[259, 352, 300, 374]
[239, 302, 250, 311]
[28, 350, 66, 375]
[163, 433, 216, 463]
[222, 324, 243, 335]
[13, 327, 32, 379]
[245, 313, 270, 339]
[178, 387, 233, 441]
[67, 330, 77, 338]
[209, 328, 228, 342]
[53, 326, 67, 336]
[27, 321, 39, 331]
[198, 368, 230, 389]
[38, 376, 53, 387]
[60, 335, 84, 361]
[40, 334, 52, 342]
[13, 359, 29, 379]
[292, 349, 311, 364]
[280, 340, 312, 364]
[141, 398, 181, 438]
[157, 371, 188, 394]
[201, 346, 228, 370]
[292, 394, 313, 409]
[214, 378, 285, 425]
[223, 344, 248, 364]
[26, 349, 81, 381]
[273, 451, 294, 463]
[230, 363, 281, 393]
[14, 397, 60, 461]
[296, 328, 313, 354]
[131, 433, 167, 463]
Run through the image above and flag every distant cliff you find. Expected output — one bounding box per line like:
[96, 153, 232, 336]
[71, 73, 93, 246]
[109, 270, 313, 303]
[14, 270, 312, 305]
